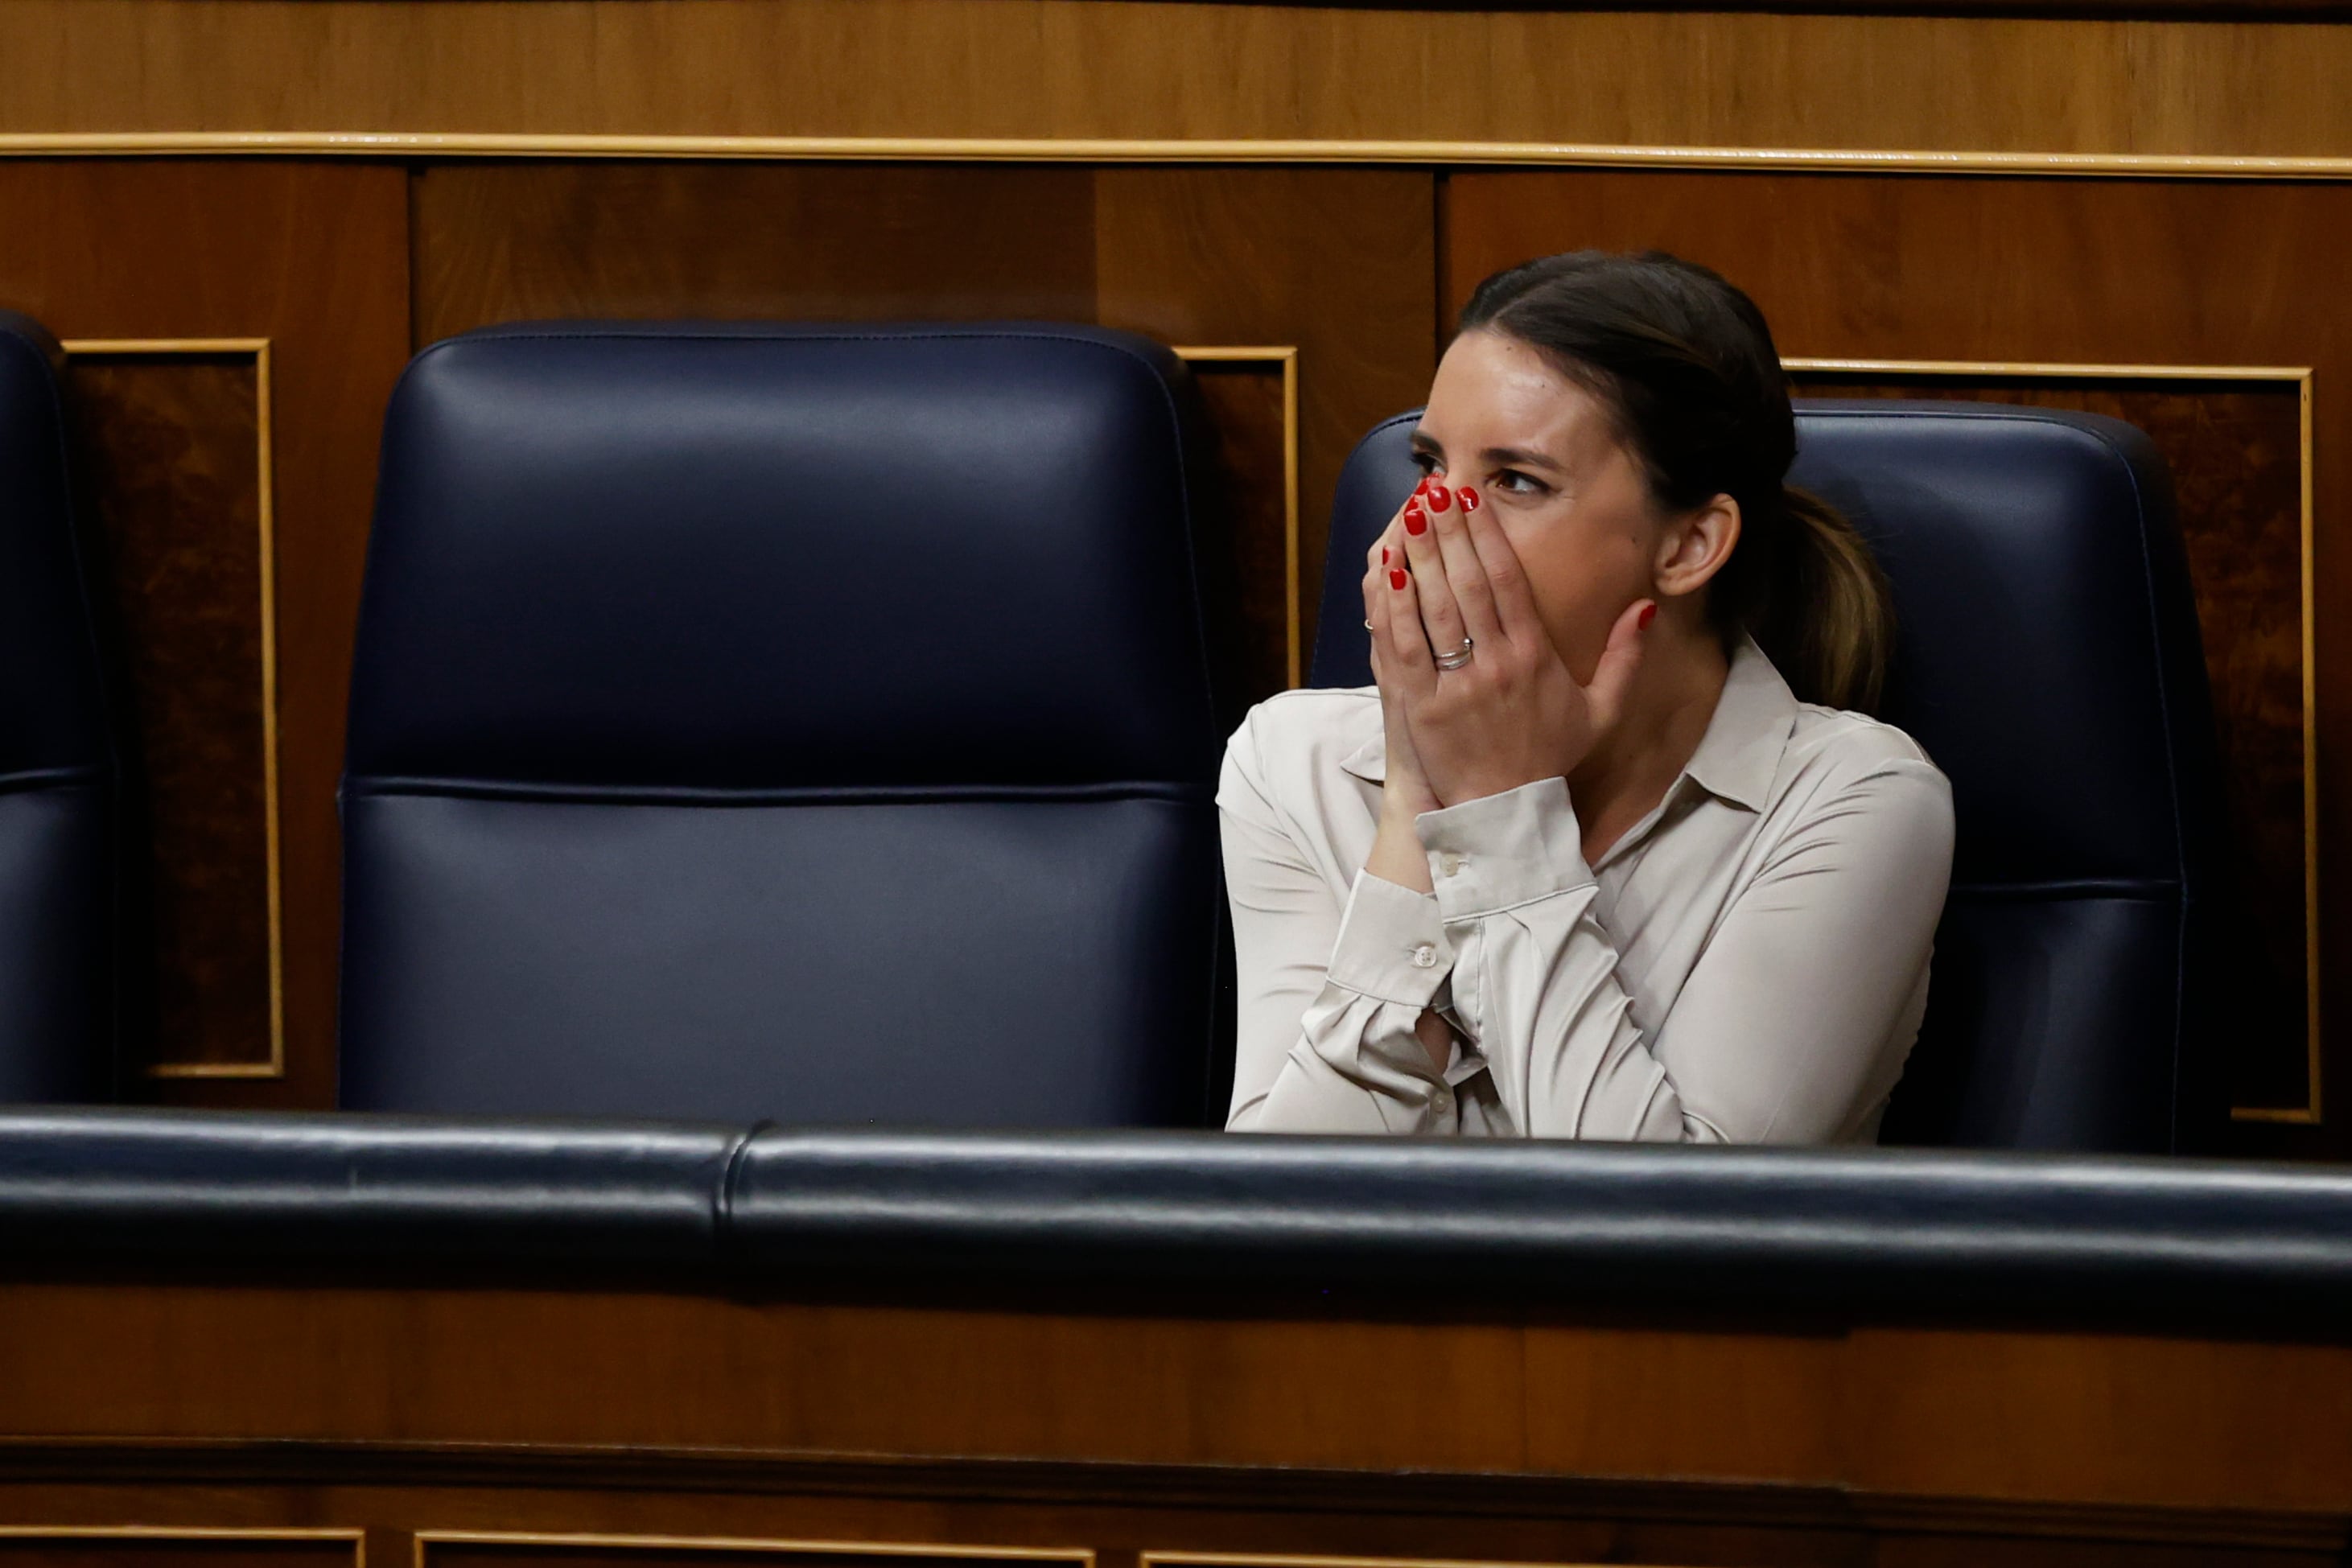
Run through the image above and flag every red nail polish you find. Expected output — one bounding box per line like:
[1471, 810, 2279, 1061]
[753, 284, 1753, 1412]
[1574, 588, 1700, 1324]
[1638, 602, 1658, 631]
[1415, 476, 1431, 495]
[1459, 486, 1480, 513]
[1427, 484, 1452, 512]
[1381, 546, 1390, 564]
[1403, 504, 1427, 537]
[1390, 568, 1408, 591]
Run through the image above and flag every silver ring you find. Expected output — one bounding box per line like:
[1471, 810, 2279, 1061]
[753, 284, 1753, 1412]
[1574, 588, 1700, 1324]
[1434, 637, 1474, 672]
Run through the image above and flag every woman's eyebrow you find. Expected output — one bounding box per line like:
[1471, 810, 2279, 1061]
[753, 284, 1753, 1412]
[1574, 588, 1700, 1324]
[1484, 444, 1566, 474]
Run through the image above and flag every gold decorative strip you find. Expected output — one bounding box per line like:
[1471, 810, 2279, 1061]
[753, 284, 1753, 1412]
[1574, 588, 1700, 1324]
[1174, 345, 1302, 686]
[414, 1532, 1094, 1568]
[7, 132, 2352, 180]
[0, 1527, 365, 1566]
[1145, 1551, 1653, 1568]
[59, 335, 285, 1082]
[1787, 356, 2323, 1125]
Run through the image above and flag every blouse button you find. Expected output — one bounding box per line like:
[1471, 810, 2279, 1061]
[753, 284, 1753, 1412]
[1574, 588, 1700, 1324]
[1441, 854, 1464, 878]
[1410, 943, 1437, 968]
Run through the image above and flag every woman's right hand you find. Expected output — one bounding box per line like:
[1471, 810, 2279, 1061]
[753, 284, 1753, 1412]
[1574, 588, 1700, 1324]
[1363, 493, 1443, 821]
[1361, 488, 1444, 898]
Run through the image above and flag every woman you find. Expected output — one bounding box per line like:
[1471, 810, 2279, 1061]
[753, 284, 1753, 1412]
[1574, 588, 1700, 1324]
[1220, 250, 1955, 1141]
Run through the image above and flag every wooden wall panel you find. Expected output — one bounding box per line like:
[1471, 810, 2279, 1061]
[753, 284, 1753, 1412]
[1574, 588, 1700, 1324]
[1093, 168, 1437, 683]
[62, 350, 274, 1076]
[11, 1, 2352, 164]
[411, 163, 1097, 348]
[1444, 169, 2352, 1154]
[0, 160, 410, 1108]
[12, 1280, 2352, 1522]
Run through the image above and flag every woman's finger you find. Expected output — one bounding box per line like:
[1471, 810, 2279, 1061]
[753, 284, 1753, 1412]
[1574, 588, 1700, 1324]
[1425, 482, 1505, 649]
[1584, 597, 1656, 735]
[1460, 498, 1544, 645]
[1396, 488, 1470, 668]
[1378, 546, 1440, 698]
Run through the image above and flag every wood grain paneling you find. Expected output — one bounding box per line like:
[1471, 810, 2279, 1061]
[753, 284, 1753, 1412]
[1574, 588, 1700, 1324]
[0, 159, 411, 1108]
[8, 1281, 2352, 1525]
[1093, 167, 1436, 675]
[61, 349, 274, 1076]
[1183, 358, 1293, 700]
[1444, 169, 2352, 1153]
[411, 163, 1097, 348]
[10, 1, 2352, 163]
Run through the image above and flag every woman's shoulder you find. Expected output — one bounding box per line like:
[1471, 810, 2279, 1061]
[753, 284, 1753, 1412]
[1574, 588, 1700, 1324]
[1780, 699, 1954, 804]
[1219, 685, 1384, 810]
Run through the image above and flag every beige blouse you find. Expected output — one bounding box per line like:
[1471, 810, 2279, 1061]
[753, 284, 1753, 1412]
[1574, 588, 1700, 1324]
[1218, 641, 1955, 1142]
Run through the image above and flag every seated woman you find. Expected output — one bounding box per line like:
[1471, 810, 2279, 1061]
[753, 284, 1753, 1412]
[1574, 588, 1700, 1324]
[1221, 250, 1955, 1141]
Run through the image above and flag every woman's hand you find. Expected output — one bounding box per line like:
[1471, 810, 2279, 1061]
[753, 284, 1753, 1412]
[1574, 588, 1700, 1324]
[1380, 478, 1653, 809]
[1361, 507, 1442, 821]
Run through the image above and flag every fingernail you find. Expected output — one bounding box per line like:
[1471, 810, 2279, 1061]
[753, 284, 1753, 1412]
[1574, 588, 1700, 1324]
[1403, 504, 1427, 537]
[1381, 546, 1390, 564]
[1637, 602, 1658, 632]
[1459, 486, 1481, 513]
[1427, 484, 1452, 512]
[1415, 476, 1431, 495]
[1390, 568, 1408, 591]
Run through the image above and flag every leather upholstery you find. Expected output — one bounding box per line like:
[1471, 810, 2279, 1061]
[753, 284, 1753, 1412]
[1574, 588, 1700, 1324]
[1311, 403, 2229, 1151]
[340, 323, 1229, 1126]
[0, 312, 116, 1103]
[7, 1106, 2352, 1330]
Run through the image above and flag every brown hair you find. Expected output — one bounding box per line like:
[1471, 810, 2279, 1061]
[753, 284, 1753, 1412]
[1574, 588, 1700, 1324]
[1456, 249, 1893, 713]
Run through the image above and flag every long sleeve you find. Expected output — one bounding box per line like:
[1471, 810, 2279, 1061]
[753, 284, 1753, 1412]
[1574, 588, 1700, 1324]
[1219, 716, 1470, 1133]
[1420, 763, 1953, 1142]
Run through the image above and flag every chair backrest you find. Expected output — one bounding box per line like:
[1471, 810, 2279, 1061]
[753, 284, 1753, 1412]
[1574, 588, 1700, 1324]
[0, 311, 117, 1102]
[1311, 402, 2229, 1152]
[340, 322, 1231, 1127]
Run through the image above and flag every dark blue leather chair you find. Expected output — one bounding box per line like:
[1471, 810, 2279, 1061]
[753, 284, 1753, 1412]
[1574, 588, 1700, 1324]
[0, 311, 118, 1102]
[1313, 402, 2229, 1153]
[339, 322, 1230, 1127]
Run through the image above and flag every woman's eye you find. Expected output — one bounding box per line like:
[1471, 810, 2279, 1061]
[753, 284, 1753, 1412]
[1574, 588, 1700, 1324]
[1493, 469, 1546, 495]
[1411, 454, 1440, 476]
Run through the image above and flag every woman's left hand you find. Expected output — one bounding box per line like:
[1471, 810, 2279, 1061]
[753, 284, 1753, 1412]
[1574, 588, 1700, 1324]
[1375, 478, 1654, 809]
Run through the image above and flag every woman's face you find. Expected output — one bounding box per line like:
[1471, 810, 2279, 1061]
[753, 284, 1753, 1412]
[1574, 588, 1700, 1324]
[1409, 329, 1666, 681]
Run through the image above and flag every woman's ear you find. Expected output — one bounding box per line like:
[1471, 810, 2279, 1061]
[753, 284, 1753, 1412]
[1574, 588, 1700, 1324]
[1654, 494, 1741, 597]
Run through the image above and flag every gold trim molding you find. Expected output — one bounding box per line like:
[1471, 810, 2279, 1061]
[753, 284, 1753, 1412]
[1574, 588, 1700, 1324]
[0, 1528, 365, 1566]
[59, 336, 285, 1082]
[1145, 1552, 1654, 1568]
[414, 1531, 1094, 1568]
[1787, 356, 2322, 1126]
[1174, 345, 1302, 687]
[10, 133, 2352, 181]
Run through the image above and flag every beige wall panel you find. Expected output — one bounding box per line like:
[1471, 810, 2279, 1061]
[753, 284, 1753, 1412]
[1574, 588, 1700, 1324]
[8, 1, 2352, 160]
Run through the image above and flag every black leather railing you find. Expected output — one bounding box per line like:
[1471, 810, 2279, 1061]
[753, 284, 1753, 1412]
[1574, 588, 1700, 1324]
[5, 1107, 2352, 1331]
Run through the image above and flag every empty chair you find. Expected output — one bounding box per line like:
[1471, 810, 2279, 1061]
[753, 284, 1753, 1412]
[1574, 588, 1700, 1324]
[1312, 401, 2229, 1152]
[0, 311, 117, 1102]
[340, 322, 1231, 1127]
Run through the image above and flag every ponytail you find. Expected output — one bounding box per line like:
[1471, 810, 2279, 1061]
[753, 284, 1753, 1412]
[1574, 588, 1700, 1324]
[1743, 486, 1895, 714]
[1457, 249, 1897, 714]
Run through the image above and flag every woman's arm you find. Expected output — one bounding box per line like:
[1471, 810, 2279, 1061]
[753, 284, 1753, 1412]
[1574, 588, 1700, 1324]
[1421, 755, 1953, 1140]
[1218, 710, 1463, 1132]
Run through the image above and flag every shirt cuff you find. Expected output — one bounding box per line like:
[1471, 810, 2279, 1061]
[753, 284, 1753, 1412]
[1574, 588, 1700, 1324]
[1415, 776, 1596, 921]
[1323, 868, 1453, 1007]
